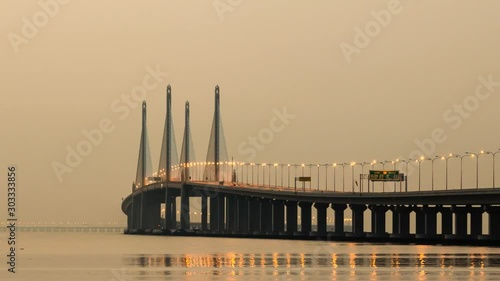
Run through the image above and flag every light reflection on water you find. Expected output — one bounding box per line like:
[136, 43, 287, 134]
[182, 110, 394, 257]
[119, 252, 500, 280]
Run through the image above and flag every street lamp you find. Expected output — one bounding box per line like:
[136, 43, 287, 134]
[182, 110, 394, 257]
[445, 154, 459, 190]
[480, 150, 500, 188]
[431, 156, 443, 191]
[316, 164, 321, 191]
[383, 160, 395, 192]
[342, 163, 349, 192]
[333, 163, 337, 192]
[274, 163, 279, 187]
[361, 162, 371, 192]
[287, 164, 291, 188]
[465, 152, 478, 189]
[352, 162, 362, 193]
[417, 157, 431, 191]
[261, 163, 267, 187]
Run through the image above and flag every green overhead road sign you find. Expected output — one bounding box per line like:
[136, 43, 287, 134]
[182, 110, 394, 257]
[369, 170, 400, 181]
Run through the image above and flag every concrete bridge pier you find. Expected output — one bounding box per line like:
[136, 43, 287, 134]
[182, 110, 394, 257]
[414, 206, 425, 236]
[142, 193, 162, 232]
[226, 196, 237, 233]
[470, 206, 483, 237]
[131, 195, 142, 230]
[439, 206, 452, 236]
[201, 195, 208, 231]
[217, 195, 225, 232]
[165, 194, 176, 229]
[209, 196, 218, 232]
[331, 204, 347, 237]
[249, 197, 261, 234]
[237, 197, 249, 234]
[180, 184, 190, 230]
[368, 205, 388, 237]
[272, 200, 285, 234]
[298, 202, 312, 235]
[484, 205, 500, 238]
[349, 204, 367, 237]
[450, 205, 468, 238]
[416, 205, 438, 239]
[314, 203, 329, 236]
[285, 201, 298, 234]
[392, 205, 411, 237]
[260, 199, 273, 234]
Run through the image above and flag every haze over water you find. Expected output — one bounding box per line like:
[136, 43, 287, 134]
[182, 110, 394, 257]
[1, 232, 499, 281]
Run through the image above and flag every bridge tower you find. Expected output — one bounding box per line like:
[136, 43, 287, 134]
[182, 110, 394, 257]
[132, 101, 153, 230]
[203, 85, 229, 182]
[179, 101, 195, 229]
[159, 85, 179, 229]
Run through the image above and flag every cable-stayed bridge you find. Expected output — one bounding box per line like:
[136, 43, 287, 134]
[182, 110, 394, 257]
[121, 85, 500, 244]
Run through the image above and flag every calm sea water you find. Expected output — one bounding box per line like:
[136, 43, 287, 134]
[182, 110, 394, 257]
[1, 232, 499, 281]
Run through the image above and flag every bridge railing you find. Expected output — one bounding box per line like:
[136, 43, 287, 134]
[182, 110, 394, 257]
[134, 151, 500, 193]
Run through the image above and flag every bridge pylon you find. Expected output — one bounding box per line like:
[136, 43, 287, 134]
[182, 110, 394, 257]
[179, 101, 195, 229]
[203, 85, 229, 182]
[133, 101, 154, 230]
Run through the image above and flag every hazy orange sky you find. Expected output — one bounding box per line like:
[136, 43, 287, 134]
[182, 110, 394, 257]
[1, 1, 500, 224]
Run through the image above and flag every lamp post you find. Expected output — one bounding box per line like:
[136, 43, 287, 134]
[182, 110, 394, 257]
[274, 163, 278, 187]
[251, 163, 255, 185]
[261, 163, 266, 187]
[342, 163, 349, 192]
[431, 156, 442, 191]
[480, 150, 500, 188]
[465, 152, 478, 189]
[417, 157, 431, 191]
[287, 164, 291, 188]
[444, 154, 457, 190]
[361, 162, 371, 192]
[370, 161, 383, 192]
[324, 164, 329, 191]
[383, 160, 395, 192]
[316, 164, 321, 191]
[333, 163, 337, 192]
[352, 162, 362, 193]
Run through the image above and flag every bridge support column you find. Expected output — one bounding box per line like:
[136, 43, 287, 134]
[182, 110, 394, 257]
[331, 204, 347, 235]
[421, 206, 438, 238]
[132, 195, 142, 230]
[470, 207, 483, 237]
[350, 204, 367, 236]
[369, 205, 388, 237]
[272, 200, 285, 233]
[315, 203, 328, 236]
[394, 206, 411, 236]
[260, 199, 273, 233]
[249, 197, 261, 233]
[209, 196, 218, 232]
[143, 193, 161, 231]
[299, 202, 312, 234]
[391, 206, 398, 236]
[180, 184, 190, 230]
[485, 206, 500, 237]
[217, 195, 225, 232]
[440, 207, 452, 235]
[414, 207, 425, 236]
[201, 195, 208, 231]
[237, 197, 249, 233]
[165, 194, 175, 229]
[226, 196, 237, 232]
[127, 205, 133, 230]
[452, 206, 468, 237]
[285, 201, 298, 234]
